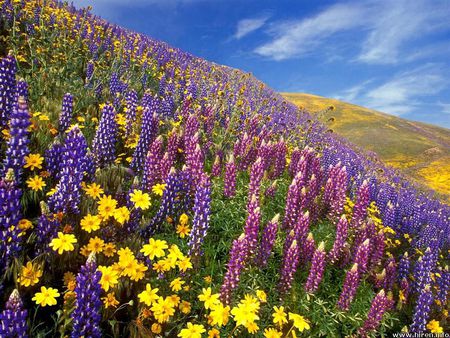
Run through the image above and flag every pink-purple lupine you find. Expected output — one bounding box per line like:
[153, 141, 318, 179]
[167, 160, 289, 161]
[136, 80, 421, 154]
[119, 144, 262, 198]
[358, 290, 390, 337]
[304, 242, 326, 293]
[244, 195, 261, 257]
[220, 234, 248, 305]
[370, 230, 385, 269]
[352, 238, 371, 275]
[302, 232, 316, 264]
[278, 240, 301, 295]
[350, 180, 370, 229]
[328, 215, 349, 264]
[256, 214, 279, 267]
[141, 135, 163, 191]
[224, 154, 237, 198]
[270, 138, 286, 179]
[337, 263, 360, 311]
[323, 163, 347, 220]
[186, 142, 204, 185]
[283, 211, 310, 253]
[160, 152, 173, 182]
[211, 155, 221, 177]
[264, 180, 277, 198]
[247, 157, 264, 206]
[282, 171, 304, 230]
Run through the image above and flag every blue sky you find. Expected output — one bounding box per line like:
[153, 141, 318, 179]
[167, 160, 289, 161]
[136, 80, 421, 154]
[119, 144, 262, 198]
[73, 0, 450, 128]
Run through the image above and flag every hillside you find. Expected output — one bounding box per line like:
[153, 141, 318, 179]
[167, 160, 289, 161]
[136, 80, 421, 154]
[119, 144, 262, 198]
[0, 1, 449, 337]
[282, 93, 450, 201]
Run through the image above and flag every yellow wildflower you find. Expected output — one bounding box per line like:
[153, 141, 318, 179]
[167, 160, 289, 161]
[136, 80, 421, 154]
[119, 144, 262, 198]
[32, 286, 60, 307]
[24, 153, 44, 170]
[49, 232, 77, 254]
[18, 261, 42, 287]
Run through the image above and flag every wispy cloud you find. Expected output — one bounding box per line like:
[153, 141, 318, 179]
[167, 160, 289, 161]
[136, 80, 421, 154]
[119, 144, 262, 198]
[335, 64, 448, 116]
[358, 0, 450, 64]
[254, 0, 450, 63]
[233, 15, 269, 40]
[254, 3, 367, 60]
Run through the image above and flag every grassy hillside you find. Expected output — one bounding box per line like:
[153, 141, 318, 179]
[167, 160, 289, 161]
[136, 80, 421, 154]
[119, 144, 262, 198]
[282, 93, 450, 202]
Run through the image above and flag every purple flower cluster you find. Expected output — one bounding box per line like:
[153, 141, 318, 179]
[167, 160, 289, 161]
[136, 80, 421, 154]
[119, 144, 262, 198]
[92, 103, 117, 167]
[220, 234, 248, 305]
[337, 263, 360, 311]
[358, 290, 391, 336]
[223, 155, 237, 198]
[304, 242, 326, 293]
[71, 254, 102, 338]
[256, 214, 279, 267]
[130, 102, 158, 174]
[278, 239, 300, 295]
[58, 93, 74, 133]
[0, 289, 28, 338]
[141, 136, 163, 191]
[2, 96, 31, 181]
[0, 54, 17, 129]
[188, 174, 211, 260]
[48, 126, 88, 214]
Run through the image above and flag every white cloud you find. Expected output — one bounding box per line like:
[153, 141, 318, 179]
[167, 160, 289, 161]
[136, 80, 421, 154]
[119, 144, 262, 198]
[438, 102, 450, 115]
[234, 16, 269, 40]
[254, 3, 367, 60]
[254, 0, 450, 63]
[335, 64, 448, 116]
[358, 0, 450, 64]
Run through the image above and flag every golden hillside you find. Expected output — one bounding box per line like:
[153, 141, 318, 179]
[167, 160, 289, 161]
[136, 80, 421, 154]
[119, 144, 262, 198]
[282, 93, 450, 202]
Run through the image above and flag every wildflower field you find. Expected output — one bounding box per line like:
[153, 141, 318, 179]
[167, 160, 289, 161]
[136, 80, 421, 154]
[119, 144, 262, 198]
[0, 1, 449, 337]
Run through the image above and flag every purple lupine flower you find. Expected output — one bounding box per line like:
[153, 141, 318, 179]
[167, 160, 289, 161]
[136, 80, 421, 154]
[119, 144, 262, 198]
[413, 247, 437, 292]
[358, 290, 390, 337]
[34, 201, 60, 256]
[304, 242, 326, 293]
[186, 143, 204, 185]
[141, 168, 191, 237]
[130, 103, 158, 174]
[256, 214, 279, 267]
[243, 196, 261, 257]
[0, 169, 23, 271]
[220, 233, 248, 305]
[283, 211, 310, 254]
[435, 265, 449, 308]
[398, 252, 410, 282]
[2, 96, 31, 181]
[48, 126, 88, 214]
[269, 138, 286, 179]
[159, 152, 173, 183]
[352, 238, 371, 275]
[44, 140, 63, 177]
[224, 155, 237, 198]
[322, 163, 347, 221]
[141, 136, 163, 191]
[71, 254, 102, 338]
[265, 180, 277, 198]
[278, 240, 301, 295]
[337, 263, 360, 311]
[328, 215, 348, 264]
[0, 289, 28, 338]
[211, 155, 221, 177]
[350, 180, 370, 229]
[91, 103, 117, 167]
[247, 157, 264, 207]
[399, 278, 410, 305]
[58, 93, 74, 133]
[85, 60, 94, 86]
[369, 230, 385, 270]
[384, 257, 397, 291]
[124, 89, 138, 138]
[301, 232, 316, 264]
[0, 54, 17, 129]
[188, 174, 211, 261]
[282, 171, 304, 230]
[410, 285, 433, 334]
[288, 148, 301, 176]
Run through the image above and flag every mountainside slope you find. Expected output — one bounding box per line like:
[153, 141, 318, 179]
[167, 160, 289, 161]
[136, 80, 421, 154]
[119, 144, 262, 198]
[282, 93, 450, 201]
